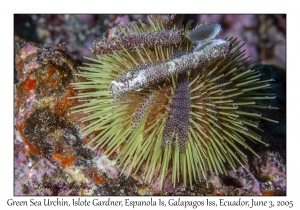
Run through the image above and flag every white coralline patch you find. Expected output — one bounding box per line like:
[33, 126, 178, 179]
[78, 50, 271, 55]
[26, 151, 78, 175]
[93, 155, 120, 180]
[167, 62, 177, 74]
[129, 70, 147, 89]
[109, 81, 125, 96]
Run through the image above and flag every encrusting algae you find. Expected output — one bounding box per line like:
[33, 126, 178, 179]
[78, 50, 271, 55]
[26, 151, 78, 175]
[70, 15, 278, 189]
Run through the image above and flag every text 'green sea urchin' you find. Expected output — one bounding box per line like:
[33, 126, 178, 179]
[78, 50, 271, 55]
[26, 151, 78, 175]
[70, 17, 278, 189]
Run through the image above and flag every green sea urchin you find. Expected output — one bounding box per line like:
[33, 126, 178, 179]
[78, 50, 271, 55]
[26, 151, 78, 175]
[70, 16, 278, 189]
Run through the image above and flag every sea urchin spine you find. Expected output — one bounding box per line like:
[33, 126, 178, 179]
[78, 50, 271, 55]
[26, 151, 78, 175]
[109, 41, 230, 96]
[92, 29, 184, 55]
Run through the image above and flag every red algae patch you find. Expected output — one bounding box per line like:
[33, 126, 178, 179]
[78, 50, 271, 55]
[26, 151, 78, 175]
[52, 152, 77, 168]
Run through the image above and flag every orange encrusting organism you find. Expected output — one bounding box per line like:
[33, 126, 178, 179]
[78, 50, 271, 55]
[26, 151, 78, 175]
[25, 78, 36, 91]
[52, 152, 77, 168]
